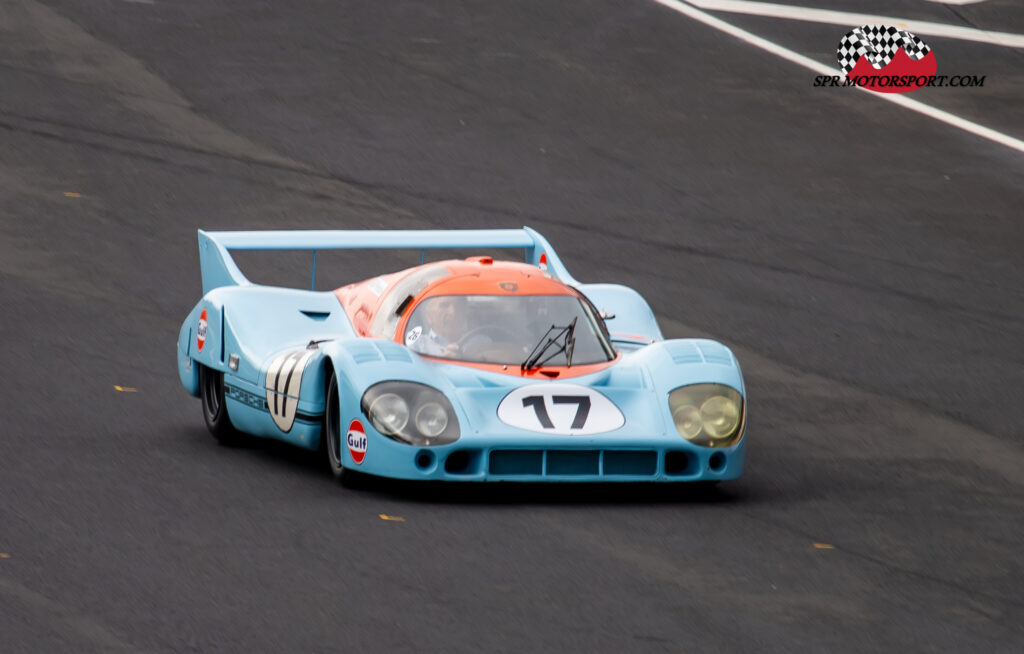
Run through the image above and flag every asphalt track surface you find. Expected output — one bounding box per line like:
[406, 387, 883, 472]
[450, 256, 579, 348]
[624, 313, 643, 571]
[2, 0, 1022, 651]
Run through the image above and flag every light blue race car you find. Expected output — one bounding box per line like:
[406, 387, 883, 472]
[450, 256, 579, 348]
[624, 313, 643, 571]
[177, 228, 746, 485]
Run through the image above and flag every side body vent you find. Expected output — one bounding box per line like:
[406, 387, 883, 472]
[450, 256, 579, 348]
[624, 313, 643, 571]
[300, 310, 331, 320]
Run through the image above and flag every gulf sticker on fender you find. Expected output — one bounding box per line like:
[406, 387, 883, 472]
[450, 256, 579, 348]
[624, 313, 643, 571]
[347, 419, 367, 464]
[197, 308, 208, 352]
[497, 383, 625, 435]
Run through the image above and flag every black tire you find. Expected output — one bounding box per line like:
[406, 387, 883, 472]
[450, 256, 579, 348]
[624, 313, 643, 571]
[200, 364, 243, 446]
[322, 372, 360, 488]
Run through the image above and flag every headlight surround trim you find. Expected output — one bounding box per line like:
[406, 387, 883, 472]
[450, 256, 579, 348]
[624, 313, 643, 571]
[361, 381, 460, 446]
[668, 383, 745, 447]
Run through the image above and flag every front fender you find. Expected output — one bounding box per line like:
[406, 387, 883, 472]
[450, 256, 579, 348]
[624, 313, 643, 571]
[318, 338, 468, 452]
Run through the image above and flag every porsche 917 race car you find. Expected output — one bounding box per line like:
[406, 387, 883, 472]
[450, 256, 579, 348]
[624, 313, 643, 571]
[177, 228, 746, 484]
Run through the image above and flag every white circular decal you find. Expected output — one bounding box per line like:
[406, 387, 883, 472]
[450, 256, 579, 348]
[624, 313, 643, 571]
[497, 383, 625, 435]
[405, 325, 422, 345]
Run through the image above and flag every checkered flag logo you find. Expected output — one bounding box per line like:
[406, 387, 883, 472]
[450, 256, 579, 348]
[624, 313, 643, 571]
[837, 25, 931, 74]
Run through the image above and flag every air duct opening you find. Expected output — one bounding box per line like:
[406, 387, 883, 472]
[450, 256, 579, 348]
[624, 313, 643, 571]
[415, 450, 436, 472]
[445, 451, 471, 474]
[708, 451, 727, 473]
[664, 451, 698, 476]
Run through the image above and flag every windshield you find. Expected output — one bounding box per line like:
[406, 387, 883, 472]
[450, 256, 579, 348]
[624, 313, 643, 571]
[403, 294, 615, 365]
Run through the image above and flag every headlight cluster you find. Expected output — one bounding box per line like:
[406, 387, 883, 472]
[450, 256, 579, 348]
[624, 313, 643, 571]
[668, 384, 744, 447]
[361, 382, 460, 446]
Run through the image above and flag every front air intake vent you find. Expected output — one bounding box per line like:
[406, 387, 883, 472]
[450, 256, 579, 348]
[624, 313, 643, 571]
[489, 450, 543, 476]
[486, 449, 659, 478]
[665, 341, 703, 364]
[378, 343, 412, 363]
[547, 450, 599, 475]
[697, 342, 732, 366]
[348, 343, 382, 364]
[604, 451, 657, 476]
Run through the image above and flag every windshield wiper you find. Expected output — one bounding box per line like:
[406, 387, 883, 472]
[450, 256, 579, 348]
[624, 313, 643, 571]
[521, 317, 577, 371]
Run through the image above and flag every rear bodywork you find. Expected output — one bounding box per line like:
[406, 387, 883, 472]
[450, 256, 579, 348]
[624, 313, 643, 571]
[177, 228, 746, 482]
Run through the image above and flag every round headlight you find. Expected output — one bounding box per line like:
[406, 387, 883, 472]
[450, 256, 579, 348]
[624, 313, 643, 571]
[700, 396, 740, 439]
[672, 404, 702, 439]
[415, 402, 448, 438]
[369, 393, 409, 435]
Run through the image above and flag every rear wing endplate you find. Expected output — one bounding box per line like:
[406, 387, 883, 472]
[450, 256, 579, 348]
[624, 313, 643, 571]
[197, 227, 576, 294]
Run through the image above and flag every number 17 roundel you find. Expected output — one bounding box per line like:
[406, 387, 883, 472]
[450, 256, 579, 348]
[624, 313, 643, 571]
[497, 384, 625, 435]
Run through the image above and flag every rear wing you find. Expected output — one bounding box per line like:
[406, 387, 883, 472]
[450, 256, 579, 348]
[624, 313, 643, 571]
[197, 227, 577, 294]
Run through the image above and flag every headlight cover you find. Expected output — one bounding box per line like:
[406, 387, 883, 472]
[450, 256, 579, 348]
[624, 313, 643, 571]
[361, 381, 460, 446]
[668, 384, 744, 447]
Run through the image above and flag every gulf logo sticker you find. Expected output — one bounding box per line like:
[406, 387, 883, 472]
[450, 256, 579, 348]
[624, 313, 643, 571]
[197, 308, 208, 352]
[347, 419, 367, 464]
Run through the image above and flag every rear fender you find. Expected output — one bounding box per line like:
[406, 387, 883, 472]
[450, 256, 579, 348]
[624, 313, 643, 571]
[177, 295, 228, 396]
[178, 285, 357, 395]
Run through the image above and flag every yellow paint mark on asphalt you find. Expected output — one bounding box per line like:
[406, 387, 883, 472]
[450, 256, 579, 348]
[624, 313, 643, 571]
[813, 543, 835, 549]
[379, 514, 405, 522]
[113, 385, 137, 392]
[0, 553, 10, 559]
[63, 192, 82, 198]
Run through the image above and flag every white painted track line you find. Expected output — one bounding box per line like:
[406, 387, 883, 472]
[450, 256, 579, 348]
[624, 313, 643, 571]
[923, 0, 989, 6]
[651, 0, 1024, 155]
[687, 0, 1024, 48]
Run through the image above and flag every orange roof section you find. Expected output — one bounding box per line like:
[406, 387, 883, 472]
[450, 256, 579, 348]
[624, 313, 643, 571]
[423, 257, 571, 296]
[333, 257, 619, 378]
[334, 257, 576, 336]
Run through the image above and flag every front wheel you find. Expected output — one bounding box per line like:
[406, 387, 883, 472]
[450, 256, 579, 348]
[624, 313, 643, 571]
[199, 364, 243, 446]
[322, 373, 360, 488]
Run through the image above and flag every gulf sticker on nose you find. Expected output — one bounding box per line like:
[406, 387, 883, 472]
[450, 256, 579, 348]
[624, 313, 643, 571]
[347, 419, 367, 464]
[197, 308, 208, 351]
